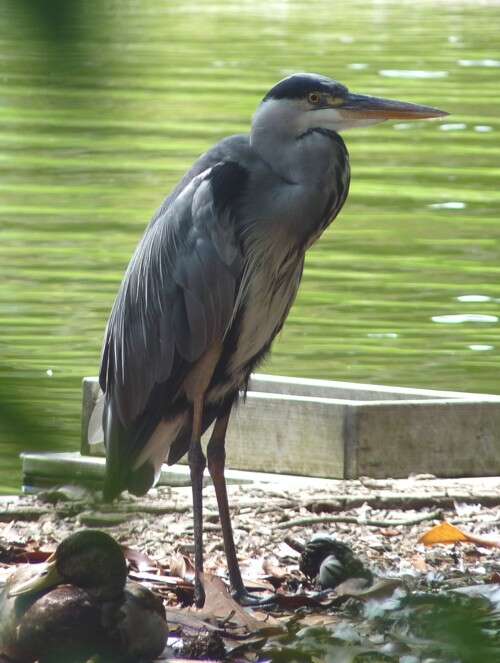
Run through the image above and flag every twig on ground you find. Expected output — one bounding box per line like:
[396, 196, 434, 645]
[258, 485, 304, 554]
[276, 510, 443, 529]
[305, 494, 500, 512]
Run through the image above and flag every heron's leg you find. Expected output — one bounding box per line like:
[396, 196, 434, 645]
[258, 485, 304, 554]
[183, 343, 222, 608]
[207, 413, 275, 607]
[206, 411, 246, 596]
[189, 395, 206, 608]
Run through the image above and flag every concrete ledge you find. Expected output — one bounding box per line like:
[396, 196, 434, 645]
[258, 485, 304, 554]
[21, 451, 343, 494]
[21, 452, 235, 492]
[81, 374, 500, 479]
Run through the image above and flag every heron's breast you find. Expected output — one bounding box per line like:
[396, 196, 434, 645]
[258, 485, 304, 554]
[229, 256, 303, 375]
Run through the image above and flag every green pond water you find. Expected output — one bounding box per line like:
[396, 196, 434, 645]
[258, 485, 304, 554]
[1, 0, 499, 493]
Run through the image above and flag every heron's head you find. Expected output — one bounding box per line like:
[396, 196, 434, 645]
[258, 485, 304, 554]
[253, 73, 447, 135]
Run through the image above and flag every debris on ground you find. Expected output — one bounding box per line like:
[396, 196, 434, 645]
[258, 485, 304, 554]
[0, 475, 499, 662]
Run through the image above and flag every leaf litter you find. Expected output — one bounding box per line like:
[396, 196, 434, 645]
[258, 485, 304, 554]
[0, 475, 499, 662]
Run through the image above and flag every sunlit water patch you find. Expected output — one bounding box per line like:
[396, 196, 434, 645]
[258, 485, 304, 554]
[428, 202, 466, 210]
[456, 295, 492, 303]
[458, 59, 500, 67]
[379, 69, 448, 79]
[432, 315, 499, 324]
[439, 123, 467, 131]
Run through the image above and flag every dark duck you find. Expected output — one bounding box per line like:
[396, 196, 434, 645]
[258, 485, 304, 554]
[0, 530, 167, 663]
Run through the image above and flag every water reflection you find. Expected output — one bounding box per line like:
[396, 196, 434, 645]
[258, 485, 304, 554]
[428, 202, 466, 210]
[456, 295, 492, 303]
[439, 123, 467, 131]
[458, 59, 500, 67]
[432, 315, 499, 324]
[379, 69, 448, 79]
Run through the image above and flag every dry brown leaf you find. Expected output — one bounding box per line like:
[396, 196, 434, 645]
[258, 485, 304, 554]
[411, 554, 428, 573]
[275, 591, 324, 610]
[170, 552, 195, 581]
[262, 556, 288, 580]
[128, 570, 193, 590]
[379, 528, 401, 538]
[167, 607, 224, 633]
[298, 613, 339, 628]
[335, 577, 402, 601]
[123, 546, 158, 573]
[420, 522, 500, 548]
[460, 531, 500, 549]
[196, 573, 282, 635]
[333, 577, 372, 597]
[241, 577, 276, 592]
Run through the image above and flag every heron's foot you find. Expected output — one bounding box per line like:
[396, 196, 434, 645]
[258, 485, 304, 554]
[232, 588, 276, 608]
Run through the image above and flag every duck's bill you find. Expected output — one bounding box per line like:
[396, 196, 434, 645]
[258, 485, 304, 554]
[8, 559, 63, 597]
[341, 92, 448, 120]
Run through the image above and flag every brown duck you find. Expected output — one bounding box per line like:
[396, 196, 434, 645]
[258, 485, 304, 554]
[0, 530, 167, 663]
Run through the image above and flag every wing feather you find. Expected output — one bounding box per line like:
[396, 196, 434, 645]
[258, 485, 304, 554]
[100, 161, 247, 426]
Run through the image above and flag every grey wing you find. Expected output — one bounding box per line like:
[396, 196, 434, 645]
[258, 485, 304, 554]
[99, 161, 246, 427]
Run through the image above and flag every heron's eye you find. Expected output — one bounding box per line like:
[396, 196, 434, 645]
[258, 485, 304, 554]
[308, 92, 321, 105]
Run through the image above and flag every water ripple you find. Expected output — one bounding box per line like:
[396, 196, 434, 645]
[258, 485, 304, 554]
[440, 123, 467, 131]
[456, 295, 492, 303]
[458, 59, 500, 67]
[432, 314, 498, 324]
[379, 69, 448, 79]
[429, 202, 466, 210]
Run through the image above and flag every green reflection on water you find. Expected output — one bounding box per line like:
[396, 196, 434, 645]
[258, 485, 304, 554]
[1, 0, 499, 492]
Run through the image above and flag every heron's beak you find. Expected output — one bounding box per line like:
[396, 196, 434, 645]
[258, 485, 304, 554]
[340, 92, 448, 121]
[8, 558, 63, 597]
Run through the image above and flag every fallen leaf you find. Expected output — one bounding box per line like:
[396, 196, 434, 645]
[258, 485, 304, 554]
[0, 543, 53, 565]
[170, 553, 195, 581]
[379, 528, 400, 538]
[420, 522, 500, 548]
[195, 573, 282, 635]
[262, 556, 288, 581]
[419, 522, 469, 545]
[335, 577, 402, 601]
[411, 554, 428, 573]
[274, 591, 324, 610]
[298, 613, 339, 628]
[124, 546, 159, 573]
[167, 607, 225, 633]
[333, 577, 372, 598]
[462, 531, 500, 549]
[129, 570, 193, 590]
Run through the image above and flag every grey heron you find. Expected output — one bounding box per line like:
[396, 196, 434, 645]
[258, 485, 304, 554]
[99, 73, 446, 606]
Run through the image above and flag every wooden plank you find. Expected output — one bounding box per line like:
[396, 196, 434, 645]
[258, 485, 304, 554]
[353, 400, 500, 479]
[225, 392, 346, 477]
[80, 375, 500, 479]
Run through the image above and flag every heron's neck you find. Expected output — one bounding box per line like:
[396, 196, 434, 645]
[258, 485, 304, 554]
[250, 99, 338, 184]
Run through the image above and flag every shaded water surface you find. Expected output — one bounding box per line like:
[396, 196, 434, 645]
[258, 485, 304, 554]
[1, 0, 499, 491]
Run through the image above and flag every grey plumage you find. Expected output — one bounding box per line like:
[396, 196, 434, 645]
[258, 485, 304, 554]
[100, 93, 350, 497]
[98, 73, 446, 604]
